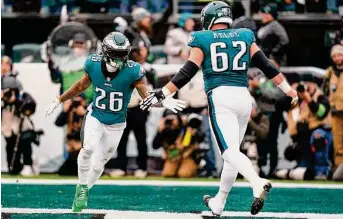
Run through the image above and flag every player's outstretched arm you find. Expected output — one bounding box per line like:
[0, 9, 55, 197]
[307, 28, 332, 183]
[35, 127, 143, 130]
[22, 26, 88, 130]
[59, 74, 91, 103]
[45, 74, 91, 118]
[140, 47, 204, 111]
[249, 42, 298, 105]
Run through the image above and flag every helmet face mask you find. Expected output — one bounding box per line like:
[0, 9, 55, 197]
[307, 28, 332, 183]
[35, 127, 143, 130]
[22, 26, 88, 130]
[102, 32, 131, 69]
[201, 1, 232, 30]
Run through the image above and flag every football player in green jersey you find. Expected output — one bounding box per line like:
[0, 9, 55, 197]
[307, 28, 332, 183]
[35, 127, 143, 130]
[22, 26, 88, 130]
[45, 32, 185, 212]
[141, 1, 298, 216]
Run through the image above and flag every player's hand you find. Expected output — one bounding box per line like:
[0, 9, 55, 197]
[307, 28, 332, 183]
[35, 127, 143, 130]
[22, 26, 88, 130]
[161, 96, 186, 113]
[286, 89, 298, 106]
[45, 97, 61, 118]
[140, 90, 166, 111]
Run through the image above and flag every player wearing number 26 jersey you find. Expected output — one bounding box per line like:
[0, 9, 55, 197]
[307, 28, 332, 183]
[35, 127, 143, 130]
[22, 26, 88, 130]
[84, 54, 143, 125]
[45, 32, 186, 213]
[140, 1, 298, 217]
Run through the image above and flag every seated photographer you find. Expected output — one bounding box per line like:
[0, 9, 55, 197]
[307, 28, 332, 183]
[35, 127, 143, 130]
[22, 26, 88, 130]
[153, 111, 204, 178]
[240, 97, 270, 176]
[2, 76, 42, 176]
[55, 94, 86, 175]
[276, 75, 332, 180]
[276, 129, 333, 180]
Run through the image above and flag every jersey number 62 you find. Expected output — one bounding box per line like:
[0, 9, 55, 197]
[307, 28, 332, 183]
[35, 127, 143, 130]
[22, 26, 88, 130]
[210, 41, 247, 72]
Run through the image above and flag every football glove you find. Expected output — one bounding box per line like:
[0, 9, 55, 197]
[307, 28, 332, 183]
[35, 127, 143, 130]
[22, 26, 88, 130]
[140, 89, 166, 111]
[161, 95, 186, 113]
[140, 90, 186, 113]
[45, 97, 61, 118]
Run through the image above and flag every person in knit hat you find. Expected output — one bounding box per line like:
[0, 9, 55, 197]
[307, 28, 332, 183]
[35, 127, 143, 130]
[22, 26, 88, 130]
[164, 13, 195, 64]
[257, 3, 289, 67]
[323, 44, 343, 172]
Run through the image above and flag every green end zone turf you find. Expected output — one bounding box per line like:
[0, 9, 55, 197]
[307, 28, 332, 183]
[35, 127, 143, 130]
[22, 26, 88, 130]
[3, 214, 104, 219]
[1, 184, 343, 214]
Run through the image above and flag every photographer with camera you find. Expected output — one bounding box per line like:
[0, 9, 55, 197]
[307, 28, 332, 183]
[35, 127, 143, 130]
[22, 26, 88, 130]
[276, 75, 332, 180]
[55, 94, 87, 175]
[2, 76, 42, 176]
[153, 110, 204, 178]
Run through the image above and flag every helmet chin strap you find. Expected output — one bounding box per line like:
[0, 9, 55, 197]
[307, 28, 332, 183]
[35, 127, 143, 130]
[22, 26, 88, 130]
[106, 63, 118, 72]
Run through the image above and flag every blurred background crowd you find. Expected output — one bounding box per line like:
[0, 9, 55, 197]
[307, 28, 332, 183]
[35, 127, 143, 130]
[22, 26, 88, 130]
[1, 0, 343, 182]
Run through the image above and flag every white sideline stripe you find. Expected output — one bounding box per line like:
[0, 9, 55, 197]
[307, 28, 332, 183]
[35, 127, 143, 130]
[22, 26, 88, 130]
[2, 178, 343, 189]
[1, 208, 343, 219]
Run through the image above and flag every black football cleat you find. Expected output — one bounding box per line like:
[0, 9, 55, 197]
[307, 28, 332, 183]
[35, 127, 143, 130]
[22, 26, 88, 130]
[250, 182, 272, 215]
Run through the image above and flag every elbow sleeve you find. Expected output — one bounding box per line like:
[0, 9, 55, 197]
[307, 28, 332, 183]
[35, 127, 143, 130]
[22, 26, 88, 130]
[171, 60, 199, 89]
[251, 50, 279, 79]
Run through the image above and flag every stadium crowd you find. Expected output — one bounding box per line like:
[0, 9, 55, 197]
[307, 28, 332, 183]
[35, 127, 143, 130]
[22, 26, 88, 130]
[1, 0, 343, 182]
[1, 0, 343, 14]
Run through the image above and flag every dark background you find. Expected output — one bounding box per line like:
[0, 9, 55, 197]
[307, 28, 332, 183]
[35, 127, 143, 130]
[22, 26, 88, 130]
[1, 13, 342, 68]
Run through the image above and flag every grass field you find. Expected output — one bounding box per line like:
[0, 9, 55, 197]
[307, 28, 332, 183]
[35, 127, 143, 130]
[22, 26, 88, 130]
[1, 175, 343, 219]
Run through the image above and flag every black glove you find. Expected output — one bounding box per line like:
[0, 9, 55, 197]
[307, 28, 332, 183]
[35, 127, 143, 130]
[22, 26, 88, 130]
[140, 90, 166, 111]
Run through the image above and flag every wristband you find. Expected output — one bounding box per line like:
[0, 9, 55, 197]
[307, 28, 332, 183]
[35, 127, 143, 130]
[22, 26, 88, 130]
[162, 87, 172, 97]
[277, 80, 292, 94]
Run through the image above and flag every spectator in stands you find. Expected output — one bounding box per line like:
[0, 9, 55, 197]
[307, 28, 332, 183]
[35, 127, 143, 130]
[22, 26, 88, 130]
[323, 44, 343, 174]
[241, 97, 270, 176]
[178, 71, 217, 178]
[120, 0, 168, 13]
[40, 0, 79, 14]
[257, 3, 289, 67]
[231, 2, 257, 34]
[249, 74, 284, 177]
[2, 76, 41, 176]
[278, 75, 332, 180]
[163, 13, 194, 64]
[153, 110, 204, 178]
[125, 2, 172, 50]
[113, 17, 128, 34]
[47, 32, 93, 103]
[55, 95, 86, 176]
[279, 0, 296, 13]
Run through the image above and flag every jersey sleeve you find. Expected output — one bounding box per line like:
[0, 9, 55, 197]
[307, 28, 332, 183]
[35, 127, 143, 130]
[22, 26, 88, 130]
[84, 55, 93, 75]
[187, 32, 202, 49]
[244, 29, 256, 46]
[132, 63, 145, 82]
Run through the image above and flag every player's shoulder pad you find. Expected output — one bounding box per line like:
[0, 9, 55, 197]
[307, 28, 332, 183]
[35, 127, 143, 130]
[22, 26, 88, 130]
[84, 54, 102, 73]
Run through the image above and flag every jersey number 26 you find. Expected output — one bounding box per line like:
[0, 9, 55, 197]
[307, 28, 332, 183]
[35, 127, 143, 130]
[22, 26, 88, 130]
[210, 41, 247, 72]
[95, 87, 123, 112]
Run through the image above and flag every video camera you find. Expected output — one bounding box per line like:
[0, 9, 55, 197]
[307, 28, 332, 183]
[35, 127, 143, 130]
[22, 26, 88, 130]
[187, 114, 203, 129]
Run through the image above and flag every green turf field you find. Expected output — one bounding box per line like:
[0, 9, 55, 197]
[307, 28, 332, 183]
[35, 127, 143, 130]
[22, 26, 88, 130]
[1, 177, 343, 219]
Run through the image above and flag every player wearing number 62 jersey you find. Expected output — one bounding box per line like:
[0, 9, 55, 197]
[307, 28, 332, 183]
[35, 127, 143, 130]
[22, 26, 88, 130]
[45, 32, 186, 213]
[140, 1, 298, 216]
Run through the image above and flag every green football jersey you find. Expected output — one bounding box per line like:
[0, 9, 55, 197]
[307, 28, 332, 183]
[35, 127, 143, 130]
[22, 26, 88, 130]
[84, 54, 144, 125]
[188, 28, 255, 93]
